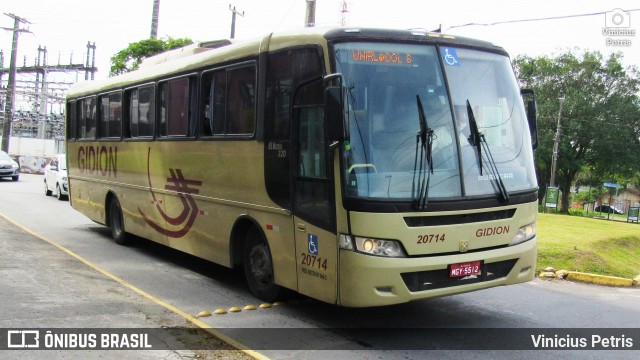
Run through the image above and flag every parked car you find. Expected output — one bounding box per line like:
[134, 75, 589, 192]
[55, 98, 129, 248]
[594, 205, 623, 214]
[0, 151, 20, 181]
[44, 154, 68, 200]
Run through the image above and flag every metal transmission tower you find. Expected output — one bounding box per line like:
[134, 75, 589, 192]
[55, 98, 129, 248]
[229, 4, 244, 39]
[0, 41, 98, 140]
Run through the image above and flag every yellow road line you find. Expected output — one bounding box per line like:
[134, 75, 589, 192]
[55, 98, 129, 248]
[0, 212, 270, 360]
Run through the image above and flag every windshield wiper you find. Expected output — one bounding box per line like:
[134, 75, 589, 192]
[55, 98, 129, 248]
[412, 95, 434, 210]
[466, 100, 510, 202]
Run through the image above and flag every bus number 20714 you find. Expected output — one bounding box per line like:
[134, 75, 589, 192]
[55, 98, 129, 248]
[417, 234, 445, 244]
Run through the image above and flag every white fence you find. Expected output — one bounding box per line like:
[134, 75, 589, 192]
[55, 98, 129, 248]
[3, 137, 65, 174]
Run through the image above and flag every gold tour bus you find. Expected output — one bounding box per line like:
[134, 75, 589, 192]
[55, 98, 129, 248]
[65, 27, 539, 307]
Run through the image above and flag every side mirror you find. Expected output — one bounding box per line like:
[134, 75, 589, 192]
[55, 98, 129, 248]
[324, 73, 351, 147]
[325, 86, 344, 143]
[521, 89, 538, 150]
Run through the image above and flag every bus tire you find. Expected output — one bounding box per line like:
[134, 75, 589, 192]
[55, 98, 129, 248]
[243, 228, 281, 302]
[109, 197, 130, 245]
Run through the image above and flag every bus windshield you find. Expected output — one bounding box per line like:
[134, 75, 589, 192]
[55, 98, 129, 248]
[333, 42, 537, 202]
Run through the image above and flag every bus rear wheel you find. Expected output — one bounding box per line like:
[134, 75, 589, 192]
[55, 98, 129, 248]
[109, 197, 130, 245]
[243, 229, 281, 302]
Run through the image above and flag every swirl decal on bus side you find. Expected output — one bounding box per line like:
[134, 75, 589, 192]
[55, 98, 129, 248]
[138, 148, 203, 238]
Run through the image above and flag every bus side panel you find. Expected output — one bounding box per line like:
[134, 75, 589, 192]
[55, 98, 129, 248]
[119, 143, 169, 246]
[68, 144, 109, 225]
[248, 211, 298, 292]
[294, 222, 337, 304]
[153, 140, 298, 291]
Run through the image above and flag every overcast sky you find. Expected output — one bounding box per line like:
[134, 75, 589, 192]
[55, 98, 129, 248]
[1, 0, 638, 84]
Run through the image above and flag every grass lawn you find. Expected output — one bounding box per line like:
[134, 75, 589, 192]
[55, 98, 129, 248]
[536, 213, 640, 278]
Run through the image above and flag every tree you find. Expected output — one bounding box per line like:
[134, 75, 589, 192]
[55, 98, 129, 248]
[110, 37, 193, 76]
[513, 50, 640, 213]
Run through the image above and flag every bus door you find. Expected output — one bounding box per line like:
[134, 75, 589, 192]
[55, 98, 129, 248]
[292, 80, 338, 304]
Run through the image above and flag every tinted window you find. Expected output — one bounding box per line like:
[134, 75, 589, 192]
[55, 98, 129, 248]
[226, 66, 255, 135]
[66, 101, 76, 139]
[76, 97, 96, 139]
[200, 65, 255, 137]
[99, 92, 122, 139]
[159, 77, 196, 137]
[127, 86, 157, 138]
[263, 47, 324, 212]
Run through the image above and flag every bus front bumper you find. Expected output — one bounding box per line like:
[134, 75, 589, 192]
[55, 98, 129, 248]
[338, 237, 537, 307]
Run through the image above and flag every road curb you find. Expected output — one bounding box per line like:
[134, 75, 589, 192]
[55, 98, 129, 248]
[565, 271, 635, 287]
[539, 268, 639, 288]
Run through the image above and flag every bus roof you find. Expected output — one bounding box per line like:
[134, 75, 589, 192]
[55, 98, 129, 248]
[66, 27, 506, 99]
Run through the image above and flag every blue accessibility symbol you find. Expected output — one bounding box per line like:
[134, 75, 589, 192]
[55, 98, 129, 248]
[308, 234, 318, 255]
[441, 47, 460, 66]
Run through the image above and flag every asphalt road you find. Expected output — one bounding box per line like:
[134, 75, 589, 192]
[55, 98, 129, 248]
[0, 174, 639, 359]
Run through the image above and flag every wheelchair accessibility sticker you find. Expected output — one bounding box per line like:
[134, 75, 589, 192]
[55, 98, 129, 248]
[308, 234, 319, 255]
[441, 47, 460, 66]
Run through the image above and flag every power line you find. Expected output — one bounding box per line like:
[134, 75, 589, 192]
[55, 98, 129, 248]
[446, 8, 640, 30]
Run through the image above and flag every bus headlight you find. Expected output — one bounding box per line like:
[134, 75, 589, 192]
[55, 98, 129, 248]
[354, 237, 407, 257]
[510, 222, 536, 246]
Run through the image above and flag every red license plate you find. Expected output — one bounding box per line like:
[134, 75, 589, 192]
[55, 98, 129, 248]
[449, 261, 482, 278]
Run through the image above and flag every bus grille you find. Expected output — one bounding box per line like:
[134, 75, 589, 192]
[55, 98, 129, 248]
[404, 209, 516, 227]
[400, 259, 518, 292]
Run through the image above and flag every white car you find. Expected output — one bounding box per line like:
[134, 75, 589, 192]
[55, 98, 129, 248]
[44, 154, 68, 200]
[0, 151, 20, 181]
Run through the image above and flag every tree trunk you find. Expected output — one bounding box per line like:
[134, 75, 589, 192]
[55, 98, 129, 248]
[560, 171, 576, 214]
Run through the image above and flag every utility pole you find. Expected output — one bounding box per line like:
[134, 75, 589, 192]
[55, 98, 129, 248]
[150, 0, 160, 39]
[305, 0, 316, 27]
[549, 96, 564, 188]
[85, 42, 96, 80]
[1, 13, 31, 153]
[340, 0, 349, 26]
[229, 4, 244, 39]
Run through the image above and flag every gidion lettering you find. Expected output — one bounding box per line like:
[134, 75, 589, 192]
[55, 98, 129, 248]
[476, 226, 510, 238]
[78, 145, 118, 177]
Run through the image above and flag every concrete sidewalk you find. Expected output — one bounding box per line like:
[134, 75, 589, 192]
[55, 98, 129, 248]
[0, 216, 248, 359]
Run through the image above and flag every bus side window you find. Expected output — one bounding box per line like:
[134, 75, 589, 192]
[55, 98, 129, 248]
[109, 92, 122, 139]
[226, 66, 255, 135]
[98, 93, 122, 140]
[76, 97, 97, 140]
[159, 77, 195, 137]
[99, 95, 110, 138]
[212, 71, 226, 135]
[200, 70, 225, 136]
[75, 101, 83, 138]
[200, 72, 214, 136]
[126, 86, 155, 138]
[86, 97, 96, 139]
[66, 101, 76, 139]
[128, 89, 139, 137]
[138, 86, 155, 137]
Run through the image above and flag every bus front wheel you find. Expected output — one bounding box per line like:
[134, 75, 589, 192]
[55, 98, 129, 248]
[109, 197, 130, 245]
[243, 229, 281, 302]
